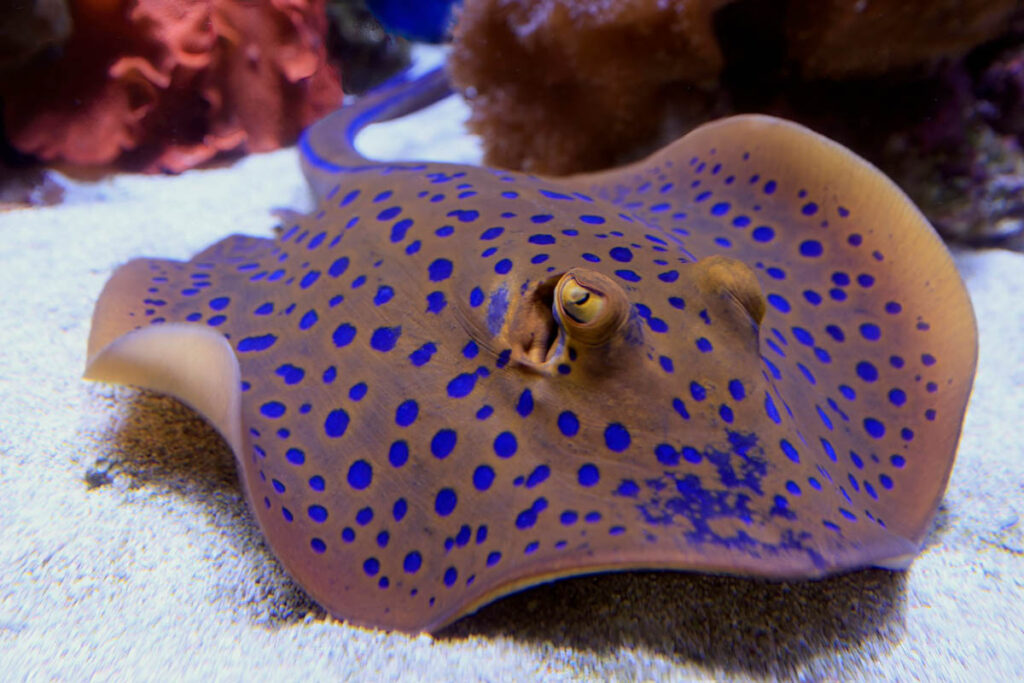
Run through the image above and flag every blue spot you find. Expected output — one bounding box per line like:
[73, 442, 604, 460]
[668, 296, 685, 310]
[428, 258, 453, 281]
[332, 323, 356, 348]
[864, 418, 886, 439]
[348, 382, 367, 401]
[363, 558, 379, 577]
[885, 301, 902, 314]
[689, 382, 707, 402]
[209, 296, 230, 310]
[370, 326, 401, 352]
[480, 226, 504, 240]
[860, 323, 881, 340]
[673, 397, 690, 420]
[764, 394, 781, 423]
[767, 294, 791, 313]
[300, 271, 321, 289]
[425, 291, 447, 314]
[348, 460, 372, 489]
[296, 309, 315, 331]
[888, 388, 906, 406]
[275, 364, 305, 385]
[395, 400, 418, 427]
[377, 206, 401, 221]
[922, 353, 936, 366]
[448, 208, 479, 222]
[752, 226, 775, 242]
[780, 439, 800, 463]
[839, 384, 856, 400]
[473, 465, 495, 491]
[648, 317, 668, 333]
[655, 444, 679, 466]
[374, 286, 394, 306]
[728, 379, 745, 401]
[516, 389, 534, 417]
[310, 539, 326, 553]
[615, 269, 641, 282]
[659, 356, 674, 373]
[260, 401, 286, 418]
[582, 253, 600, 263]
[529, 234, 555, 245]
[658, 270, 679, 283]
[802, 202, 818, 215]
[308, 505, 328, 523]
[495, 258, 513, 274]
[577, 464, 600, 487]
[609, 247, 633, 262]
[285, 448, 305, 465]
[558, 411, 579, 437]
[856, 361, 878, 382]
[435, 488, 457, 516]
[447, 373, 477, 398]
[604, 423, 630, 452]
[409, 342, 436, 366]
[469, 287, 485, 307]
[493, 431, 517, 458]
[719, 405, 734, 423]
[696, 338, 713, 353]
[389, 440, 409, 467]
[710, 202, 731, 215]
[238, 334, 276, 352]
[431, 429, 457, 459]
[487, 552, 502, 566]
[403, 552, 422, 574]
[356, 507, 373, 525]
[763, 180, 777, 194]
[526, 465, 550, 488]
[579, 214, 605, 224]
[324, 409, 349, 438]
[390, 218, 413, 242]
[560, 511, 578, 525]
[515, 508, 537, 530]
[530, 214, 553, 223]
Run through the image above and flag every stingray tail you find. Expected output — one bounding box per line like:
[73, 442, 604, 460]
[298, 66, 452, 200]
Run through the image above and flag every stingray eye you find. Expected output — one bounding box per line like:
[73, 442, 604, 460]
[555, 268, 628, 344]
[561, 280, 605, 324]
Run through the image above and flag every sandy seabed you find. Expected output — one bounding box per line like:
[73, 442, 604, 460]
[1, 89, 1022, 682]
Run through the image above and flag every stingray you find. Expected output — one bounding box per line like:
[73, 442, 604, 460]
[85, 67, 978, 633]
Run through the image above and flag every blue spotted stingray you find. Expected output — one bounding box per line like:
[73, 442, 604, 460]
[85, 67, 978, 633]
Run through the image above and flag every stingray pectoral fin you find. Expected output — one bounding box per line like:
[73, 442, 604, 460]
[85, 324, 243, 456]
[85, 260, 243, 456]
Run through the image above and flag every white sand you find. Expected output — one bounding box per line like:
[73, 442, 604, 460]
[1, 93, 1022, 681]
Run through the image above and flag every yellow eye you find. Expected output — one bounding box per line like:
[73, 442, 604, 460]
[554, 269, 628, 345]
[561, 280, 606, 324]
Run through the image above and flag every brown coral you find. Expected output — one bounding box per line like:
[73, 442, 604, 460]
[450, 0, 1020, 175]
[449, 0, 732, 174]
[1, 0, 343, 173]
[787, 0, 1019, 79]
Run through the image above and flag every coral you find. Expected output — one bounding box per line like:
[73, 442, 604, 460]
[449, 0, 731, 174]
[0, 0, 72, 72]
[786, 0, 1019, 79]
[0, 0, 343, 173]
[450, 0, 1019, 175]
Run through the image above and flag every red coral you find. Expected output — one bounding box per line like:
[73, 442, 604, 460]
[1, 0, 342, 172]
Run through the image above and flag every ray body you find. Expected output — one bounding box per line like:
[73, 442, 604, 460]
[86, 68, 978, 633]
